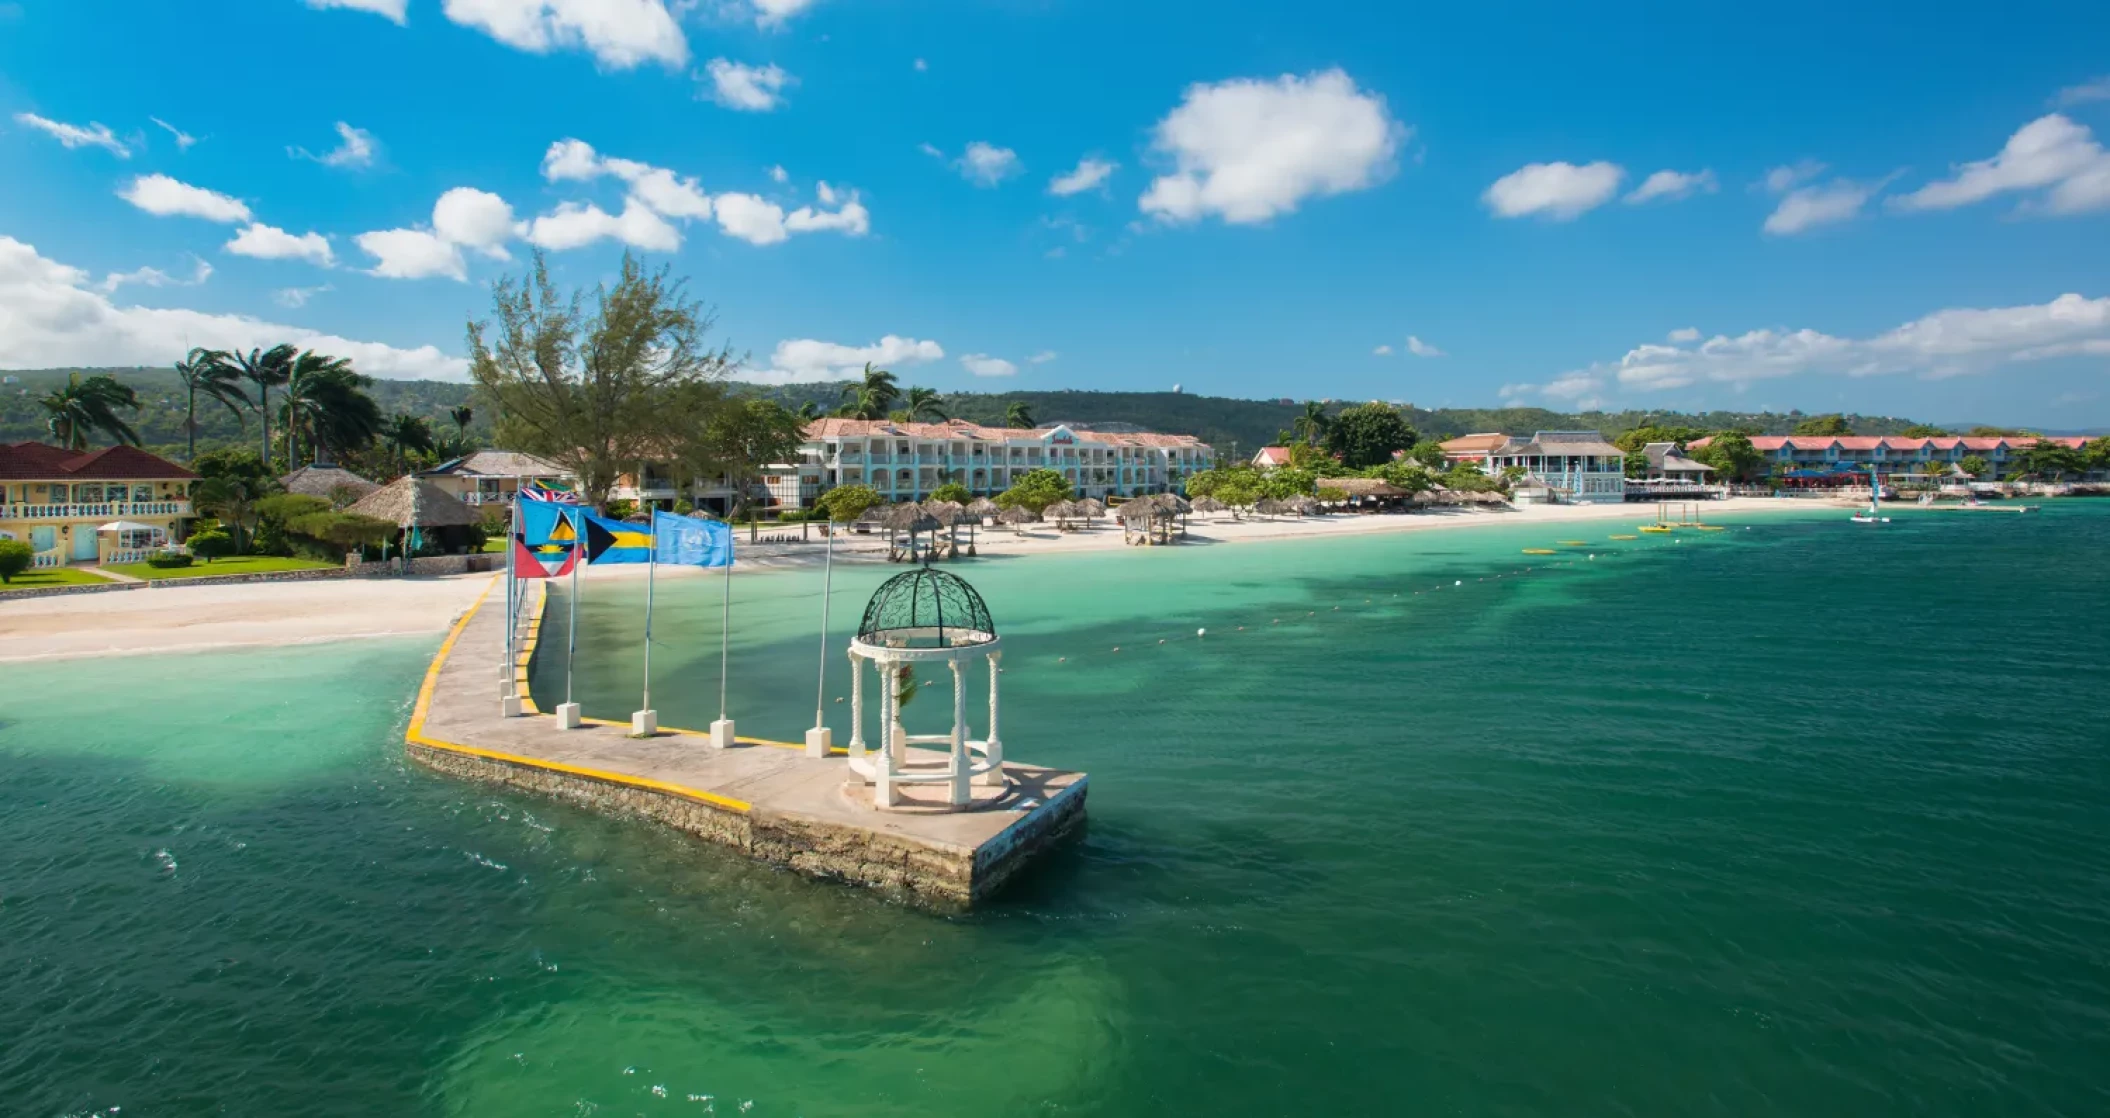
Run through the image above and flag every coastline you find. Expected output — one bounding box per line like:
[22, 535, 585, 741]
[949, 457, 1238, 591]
[2, 497, 1816, 662]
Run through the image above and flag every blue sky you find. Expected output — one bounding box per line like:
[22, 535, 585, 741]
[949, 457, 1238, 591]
[2, 0, 2108, 425]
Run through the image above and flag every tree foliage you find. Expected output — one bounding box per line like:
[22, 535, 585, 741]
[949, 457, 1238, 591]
[1901, 424, 1950, 437]
[1793, 414, 1855, 437]
[1694, 431, 1764, 481]
[994, 468, 1073, 513]
[836, 363, 901, 420]
[929, 482, 971, 504]
[687, 398, 806, 518]
[1322, 402, 1416, 468]
[173, 347, 249, 462]
[39, 372, 142, 449]
[0, 538, 32, 583]
[280, 352, 383, 467]
[466, 251, 736, 509]
[2021, 439, 2088, 480]
[817, 484, 883, 523]
[1958, 454, 1991, 478]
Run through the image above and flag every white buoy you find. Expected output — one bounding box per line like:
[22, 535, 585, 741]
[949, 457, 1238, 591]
[1454, 580, 1462, 586]
[1197, 628, 1207, 637]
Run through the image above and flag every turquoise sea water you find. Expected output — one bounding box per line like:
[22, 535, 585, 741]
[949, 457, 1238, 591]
[5, 504, 2109, 1116]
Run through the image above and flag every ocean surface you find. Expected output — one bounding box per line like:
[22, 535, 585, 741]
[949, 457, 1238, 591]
[5, 503, 2108, 1117]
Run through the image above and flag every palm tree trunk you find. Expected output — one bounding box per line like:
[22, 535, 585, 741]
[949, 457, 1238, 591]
[186, 385, 198, 462]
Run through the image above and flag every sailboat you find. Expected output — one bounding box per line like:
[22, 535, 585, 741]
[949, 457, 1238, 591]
[1850, 465, 1890, 524]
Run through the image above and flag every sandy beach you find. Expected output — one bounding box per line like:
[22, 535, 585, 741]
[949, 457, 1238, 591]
[3, 497, 1810, 662]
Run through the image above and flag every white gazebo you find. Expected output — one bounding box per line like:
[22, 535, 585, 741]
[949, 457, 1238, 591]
[96, 520, 167, 565]
[844, 566, 1006, 811]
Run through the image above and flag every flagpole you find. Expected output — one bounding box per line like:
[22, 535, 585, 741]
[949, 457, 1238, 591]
[558, 504, 581, 729]
[641, 513, 656, 722]
[815, 520, 833, 728]
[718, 550, 731, 724]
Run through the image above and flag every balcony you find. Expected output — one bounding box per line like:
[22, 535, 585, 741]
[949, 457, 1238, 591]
[1, 500, 192, 520]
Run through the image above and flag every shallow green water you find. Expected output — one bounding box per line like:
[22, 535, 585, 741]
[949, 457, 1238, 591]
[6, 504, 2109, 1116]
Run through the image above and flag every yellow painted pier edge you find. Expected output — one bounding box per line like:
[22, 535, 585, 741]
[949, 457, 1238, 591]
[407, 575, 756, 815]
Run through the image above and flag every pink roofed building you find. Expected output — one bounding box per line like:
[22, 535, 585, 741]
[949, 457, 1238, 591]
[1684, 433, 2101, 483]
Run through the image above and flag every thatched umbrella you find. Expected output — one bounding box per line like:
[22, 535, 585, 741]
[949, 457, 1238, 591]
[1287, 494, 1318, 516]
[345, 476, 481, 562]
[1192, 495, 1227, 516]
[1044, 499, 1078, 529]
[1410, 489, 1438, 507]
[999, 505, 1036, 533]
[1116, 497, 1158, 544]
[924, 499, 965, 557]
[880, 501, 940, 560]
[281, 462, 379, 506]
[1254, 497, 1284, 518]
[1074, 496, 1105, 524]
[965, 496, 1001, 525]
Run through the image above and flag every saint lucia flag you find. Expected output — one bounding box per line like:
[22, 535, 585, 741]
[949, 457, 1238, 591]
[651, 510, 733, 567]
[519, 500, 577, 546]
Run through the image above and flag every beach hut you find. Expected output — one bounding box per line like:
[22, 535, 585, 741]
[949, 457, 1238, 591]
[280, 461, 380, 507]
[1316, 477, 1407, 512]
[880, 501, 941, 562]
[344, 475, 483, 561]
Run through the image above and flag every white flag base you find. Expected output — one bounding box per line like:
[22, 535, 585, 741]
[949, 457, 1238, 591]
[631, 709, 658, 736]
[555, 701, 582, 729]
[501, 694, 523, 718]
[710, 718, 736, 750]
[805, 725, 833, 758]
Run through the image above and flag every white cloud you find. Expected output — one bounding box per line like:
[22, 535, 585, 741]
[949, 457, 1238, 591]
[13, 112, 129, 157]
[918, 141, 944, 159]
[439, 0, 688, 68]
[755, 335, 944, 382]
[613, 162, 713, 218]
[1049, 157, 1117, 196]
[542, 138, 603, 181]
[956, 142, 1022, 186]
[1552, 292, 2110, 396]
[1762, 160, 1826, 194]
[99, 256, 211, 294]
[960, 353, 1018, 377]
[2054, 75, 2110, 108]
[1028, 350, 1057, 364]
[769, 164, 789, 183]
[290, 121, 378, 169]
[356, 228, 468, 280]
[1483, 161, 1624, 220]
[274, 284, 333, 308]
[913, 57, 928, 72]
[815, 181, 838, 204]
[0, 234, 462, 379]
[711, 193, 790, 246]
[432, 187, 516, 258]
[226, 223, 336, 266]
[785, 196, 870, 236]
[1763, 177, 1882, 235]
[704, 58, 792, 111]
[1624, 168, 1717, 204]
[1406, 335, 1444, 358]
[1372, 344, 1393, 356]
[117, 174, 251, 223]
[303, 0, 408, 20]
[520, 200, 679, 252]
[749, 0, 818, 28]
[149, 117, 198, 151]
[1139, 68, 1402, 225]
[1889, 113, 2110, 216]
[1667, 326, 1701, 343]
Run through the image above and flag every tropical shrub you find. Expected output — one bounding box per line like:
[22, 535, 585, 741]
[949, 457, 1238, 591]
[146, 553, 195, 569]
[0, 539, 32, 583]
[604, 499, 638, 520]
[187, 527, 235, 561]
[929, 482, 971, 504]
[816, 484, 882, 523]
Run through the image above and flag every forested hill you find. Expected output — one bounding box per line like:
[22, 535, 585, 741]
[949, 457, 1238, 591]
[4, 364, 1932, 461]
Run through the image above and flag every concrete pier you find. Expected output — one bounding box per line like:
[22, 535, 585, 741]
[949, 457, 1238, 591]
[405, 578, 1088, 908]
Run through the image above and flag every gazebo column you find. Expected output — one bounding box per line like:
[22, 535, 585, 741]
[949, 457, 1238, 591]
[948, 659, 969, 806]
[874, 657, 898, 808]
[847, 651, 866, 761]
[978, 650, 1004, 787]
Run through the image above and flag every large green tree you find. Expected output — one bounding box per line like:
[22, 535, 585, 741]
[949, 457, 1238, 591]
[1002, 401, 1034, 428]
[994, 467, 1073, 513]
[173, 348, 249, 462]
[1322, 402, 1416, 469]
[39, 372, 142, 450]
[1694, 431, 1764, 481]
[836, 363, 901, 420]
[2021, 439, 2087, 481]
[380, 413, 436, 476]
[687, 398, 807, 519]
[466, 251, 738, 509]
[902, 386, 947, 422]
[1612, 424, 1706, 453]
[1292, 400, 1331, 447]
[280, 351, 383, 467]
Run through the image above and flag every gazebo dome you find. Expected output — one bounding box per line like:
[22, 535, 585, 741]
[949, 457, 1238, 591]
[857, 567, 997, 649]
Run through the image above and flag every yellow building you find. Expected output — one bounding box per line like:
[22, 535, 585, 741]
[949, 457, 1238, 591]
[0, 442, 196, 568]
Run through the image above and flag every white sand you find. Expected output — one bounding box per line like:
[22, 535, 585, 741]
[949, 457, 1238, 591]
[3, 497, 1813, 661]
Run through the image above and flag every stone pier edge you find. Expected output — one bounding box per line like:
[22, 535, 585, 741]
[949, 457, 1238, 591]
[402, 574, 1089, 907]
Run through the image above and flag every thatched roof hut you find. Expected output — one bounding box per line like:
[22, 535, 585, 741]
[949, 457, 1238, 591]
[880, 502, 940, 534]
[1254, 497, 1285, 517]
[1286, 494, 1318, 515]
[999, 505, 1037, 530]
[1116, 499, 1158, 525]
[1317, 477, 1407, 500]
[345, 476, 481, 528]
[923, 499, 965, 526]
[1043, 499, 1078, 526]
[281, 462, 379, 505]
[1191, 495, 1227, 514]
[1074, 497, 1105, 520]
[965, 497, 1001, 520]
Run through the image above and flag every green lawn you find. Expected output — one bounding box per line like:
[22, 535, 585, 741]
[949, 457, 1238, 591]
[103, 555, 341, 581]
[480, 537, 507, 553]
[0, 566, 121, 592]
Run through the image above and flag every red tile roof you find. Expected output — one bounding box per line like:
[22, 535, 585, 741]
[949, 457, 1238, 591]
[1439, 433, 1512, 455]
[802, 418, 1207, 448]
[1685, 433, 2089, 455]
[0, 442, 196, 481]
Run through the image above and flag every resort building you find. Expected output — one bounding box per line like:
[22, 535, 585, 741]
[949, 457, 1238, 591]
[419, 450, 575, 507]
[0, 442, 195, 568]
[1683, 434, 2103, 484]
[1625, 442, 1721, 498]
[771, 419, 1213, 509]
[1251, 446, 1294, 469]
[1483, 431, 1627, 503]
[1436, 432, 1513, 467]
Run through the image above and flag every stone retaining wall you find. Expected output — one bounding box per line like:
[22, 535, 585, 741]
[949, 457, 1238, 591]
[0, 580, 141, 600]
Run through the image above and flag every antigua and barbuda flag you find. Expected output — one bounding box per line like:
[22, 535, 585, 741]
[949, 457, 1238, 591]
[511, 533, 578, 578]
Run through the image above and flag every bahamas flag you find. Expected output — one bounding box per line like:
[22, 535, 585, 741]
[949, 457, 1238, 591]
[652, 510, 733, 567]
[582, 512, 655, 565]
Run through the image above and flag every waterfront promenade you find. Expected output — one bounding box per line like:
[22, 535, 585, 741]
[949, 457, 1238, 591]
[404, 577, 1088, 907]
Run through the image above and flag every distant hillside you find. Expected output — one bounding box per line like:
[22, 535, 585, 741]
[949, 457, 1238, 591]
[5, 365, 1934, 462]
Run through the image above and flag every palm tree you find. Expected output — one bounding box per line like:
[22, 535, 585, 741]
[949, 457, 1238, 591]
[449, 404, 474, 446]
[192, 475, 265, 553]
[223, 344, 299, 470]
[381, 413, 436, 476]
[281, 352, 383, 466]
[795, 401, 823, 421]
[40, 373, 142, 450]
[904, 386, 947, 421]
[173, 348, 249, 461]
[836, 362, 900, 419]
[1003, 401, 1035, 428]
[1292, 401, 1330, 447]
